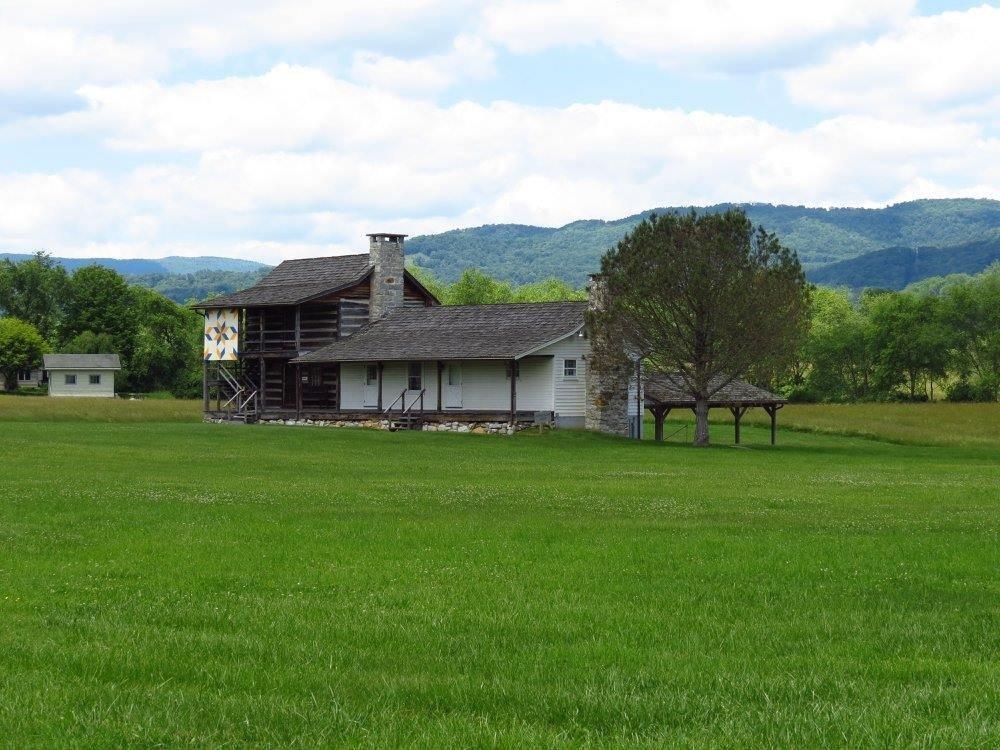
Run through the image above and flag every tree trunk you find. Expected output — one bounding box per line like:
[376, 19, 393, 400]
[694, 398, 710, 446]
[3, 373, 17, 392]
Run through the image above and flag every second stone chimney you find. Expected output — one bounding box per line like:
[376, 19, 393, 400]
[368, 233, 406, 320]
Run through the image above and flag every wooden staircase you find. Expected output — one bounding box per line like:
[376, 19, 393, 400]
[384, 388, 426, 431]
[215, 365, 259, 423]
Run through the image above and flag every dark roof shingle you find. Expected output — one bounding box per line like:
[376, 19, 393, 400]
[193, 254, 372, 307]
[44, 353, 121, 370]
[294, 302, 587, 363]
[644, 372, 784, 407]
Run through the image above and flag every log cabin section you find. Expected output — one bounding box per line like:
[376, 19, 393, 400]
[193, 234, 438, 420]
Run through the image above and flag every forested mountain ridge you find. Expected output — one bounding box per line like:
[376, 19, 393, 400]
[4, 199, 997, 296]
[0, 253, 267, 275]
[809, 237, 1000, 291]
[407, 199, 1000, 286]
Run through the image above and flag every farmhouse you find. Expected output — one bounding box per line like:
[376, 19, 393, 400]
[43, 354, 121, 398]
[195, 233, 642, 436]
[0, 368, 44, 390]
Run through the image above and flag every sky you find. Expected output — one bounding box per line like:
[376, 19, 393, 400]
[0, 0, 997, 262]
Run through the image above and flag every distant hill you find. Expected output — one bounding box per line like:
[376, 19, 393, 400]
[126, 268, 271, 304]
[5, 198, 998, 294]
[807, 238, 1000, 290]
[0, 253, 268, 275]
[407, 199, 1000, 286]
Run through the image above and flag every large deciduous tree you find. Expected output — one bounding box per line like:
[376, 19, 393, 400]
[941, 263, 1000, 401]
[590, 210, 810, 445]
[0, 317, 46, 391]
[0, 253, 69, 343]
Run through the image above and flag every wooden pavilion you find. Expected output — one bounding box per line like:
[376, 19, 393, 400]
[644, 372, 786, 444]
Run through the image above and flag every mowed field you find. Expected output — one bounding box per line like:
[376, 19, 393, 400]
[1, 397, 998, 746]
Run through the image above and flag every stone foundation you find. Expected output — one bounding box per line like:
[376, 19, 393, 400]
[206, 415, 529, 436]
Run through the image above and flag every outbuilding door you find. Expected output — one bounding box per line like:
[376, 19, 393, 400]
[363, 363, 379, 407]
[443, 363, 463, 408]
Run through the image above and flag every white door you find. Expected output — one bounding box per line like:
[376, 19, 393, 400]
[443, 363, 462, 408]
[363, 363, 379, 407]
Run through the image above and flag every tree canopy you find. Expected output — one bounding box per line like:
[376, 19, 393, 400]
[591, 209, 811, 445]
[0, 318, 46, 391]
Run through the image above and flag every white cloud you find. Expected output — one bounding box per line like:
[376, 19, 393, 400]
[482, 0, 915, 69]
[4, 64, 996, 261]
[0, 23, 164, 93]
[785, 4, 1000, 116]
[351, 35, 496, 95]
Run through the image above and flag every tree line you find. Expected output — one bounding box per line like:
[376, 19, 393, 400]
[0, 253, 202, 395]
[780, 265, 999, 403]
[2, 247, 997, 405]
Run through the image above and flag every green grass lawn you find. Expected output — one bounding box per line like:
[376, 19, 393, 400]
[2, 401, 999, 745]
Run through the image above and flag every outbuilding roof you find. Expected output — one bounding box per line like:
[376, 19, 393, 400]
[294, 301, 587, 363]
[644, 372, 784, 407]
[192, 254, 373, 308]
[43, 354, 122, 370]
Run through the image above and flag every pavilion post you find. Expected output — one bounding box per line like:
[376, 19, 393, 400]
[765, 405, 778, 445]
[654, 406, 670, 443]
[731, 406, 747, 445]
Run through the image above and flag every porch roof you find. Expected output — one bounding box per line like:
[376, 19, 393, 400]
[292, 301, 587, 363]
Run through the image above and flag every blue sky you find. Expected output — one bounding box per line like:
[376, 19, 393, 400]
[0, 1, 996, 262]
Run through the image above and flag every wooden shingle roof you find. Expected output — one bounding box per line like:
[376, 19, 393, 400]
[293, 301, 587, 363]
[192, 254, 372, 308]
[644, 372, 784, 408]
[43, 353, 121, 370]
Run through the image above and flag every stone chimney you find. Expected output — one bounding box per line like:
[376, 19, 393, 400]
[368, 233, 406, 320]
[584, 274, 632, 436]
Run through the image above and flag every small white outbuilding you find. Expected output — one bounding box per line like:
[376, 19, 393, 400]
[43, 354, 121, 398]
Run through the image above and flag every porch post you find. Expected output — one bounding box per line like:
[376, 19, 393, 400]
[258, 357, 265, 415]
[509, 359, 517, 424]
[437, 361, 443, 412]
[202, 361, 209, 412]
[295, 363, 302, 420]
[377, 361, 384, 411]
[294, 306, 301, 352]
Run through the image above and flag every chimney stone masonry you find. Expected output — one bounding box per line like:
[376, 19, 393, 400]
[368, 233, 406, 320]
[584, 274, 632, 436]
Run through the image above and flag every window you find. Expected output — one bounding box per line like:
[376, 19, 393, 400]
[365, 364, 378, 385]
[65, 374, 77, 385]
[408, 362, 422, 391]
[563, 358, 577, 377]
[89, 374, 101, 385]
[18, 369, 32, 381]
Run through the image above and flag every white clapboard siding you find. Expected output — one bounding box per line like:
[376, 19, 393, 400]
[531, 330, 589, 418]
[340, 361, 441, 410]
[47, 370, 117, 398]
